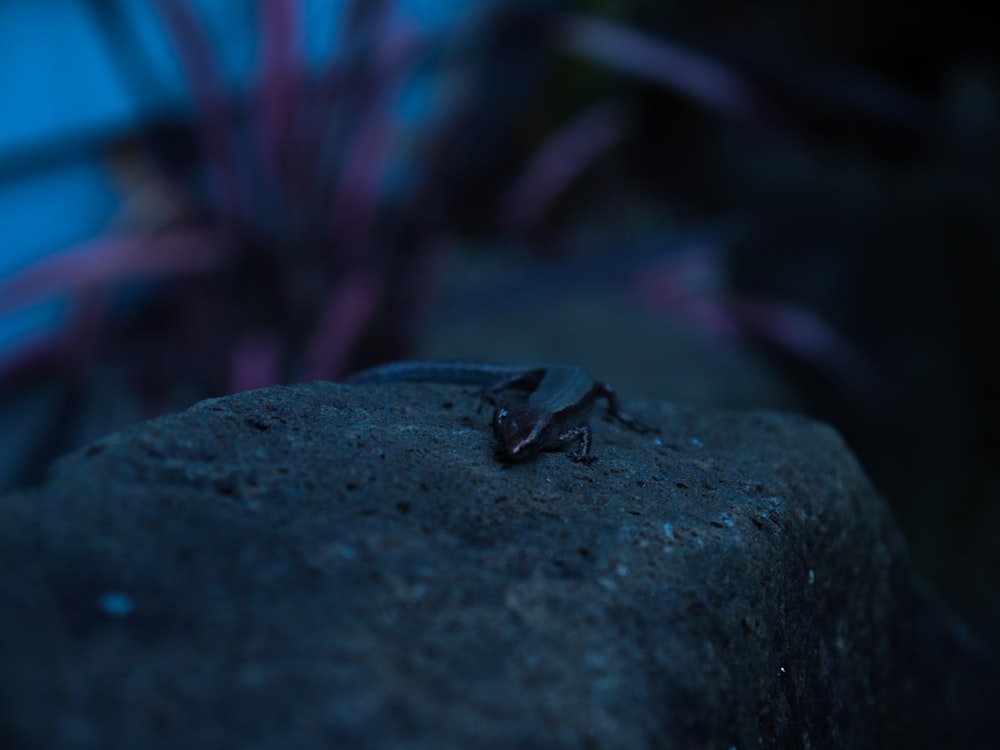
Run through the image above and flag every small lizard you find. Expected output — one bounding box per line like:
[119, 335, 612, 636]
[343, 360, 655, 462]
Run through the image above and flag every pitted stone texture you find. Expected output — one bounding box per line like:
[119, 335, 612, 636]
[1, 381, 996, 749]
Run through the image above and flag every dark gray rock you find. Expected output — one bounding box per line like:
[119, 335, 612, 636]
[1, 381, 996, 749]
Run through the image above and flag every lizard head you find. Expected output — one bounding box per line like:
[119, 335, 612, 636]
[491, 405, 552, 460]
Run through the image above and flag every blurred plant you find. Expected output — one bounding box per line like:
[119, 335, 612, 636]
[0, 3, 895, 490]
[0, 0, 493, 407]
[498, 12, 888, 398]
[0, 0, 538, 490]
[625, 243, 884, 400]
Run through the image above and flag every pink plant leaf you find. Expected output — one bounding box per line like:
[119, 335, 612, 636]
[257, 0, 302, 186]
[0, 229, 228, 318]
[302, 270, 385, 381]
[307, 0, 394, 191]
[556, 14, 770, 126]
[228, 330, 284, 393]
[497, 101, 627, 232]
[329, 10, 422, 263]
[0, 325, 72, 385]
[0, 288, 111, 382]
[628, 244, 740, 341]
[628, 249, 884, 398]
[151, 0, 245, 223]
[727, 298, 886, 399]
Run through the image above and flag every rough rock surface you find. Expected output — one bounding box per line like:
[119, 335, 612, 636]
[1, 381, 996, 749]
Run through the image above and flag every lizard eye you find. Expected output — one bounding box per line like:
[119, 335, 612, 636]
[492, 408, 509, 440]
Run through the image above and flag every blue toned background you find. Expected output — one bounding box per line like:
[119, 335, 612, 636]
[0, 0, 463, 354]
[0, 0, 475, 478]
